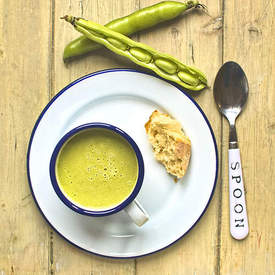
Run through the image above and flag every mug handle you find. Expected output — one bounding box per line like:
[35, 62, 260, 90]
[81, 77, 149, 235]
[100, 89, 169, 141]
[124, 199, 149, 226]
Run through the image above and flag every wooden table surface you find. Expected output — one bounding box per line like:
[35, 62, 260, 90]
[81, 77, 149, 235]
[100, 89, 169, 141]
[1, 0, 274, 274]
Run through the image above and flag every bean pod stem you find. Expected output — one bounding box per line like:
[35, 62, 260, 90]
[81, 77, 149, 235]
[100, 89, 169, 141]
[63, 0, 206, 61]
[62, 15, 207, 91]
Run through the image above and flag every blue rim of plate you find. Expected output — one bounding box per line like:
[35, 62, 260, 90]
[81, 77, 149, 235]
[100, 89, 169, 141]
[27, 68, 219, 259]
[49, 122, 145, 216]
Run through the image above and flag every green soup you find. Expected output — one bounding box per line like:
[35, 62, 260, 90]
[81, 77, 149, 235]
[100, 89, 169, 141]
[55, 128, 138, 209]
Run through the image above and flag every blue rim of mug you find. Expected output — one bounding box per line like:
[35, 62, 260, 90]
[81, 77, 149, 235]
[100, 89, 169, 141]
[49, 122, 145, 216]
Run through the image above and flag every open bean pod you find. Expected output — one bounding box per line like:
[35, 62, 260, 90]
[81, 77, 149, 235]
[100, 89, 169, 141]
[63, 15, 207, 91]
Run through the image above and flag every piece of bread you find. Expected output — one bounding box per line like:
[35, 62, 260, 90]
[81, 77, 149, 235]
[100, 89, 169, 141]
[145, 110, 191, 178]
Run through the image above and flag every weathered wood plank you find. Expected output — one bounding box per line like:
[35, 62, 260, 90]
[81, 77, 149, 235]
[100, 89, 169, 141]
[0, 0, 51, 274]
[136, 0, 223, 274]
[220, 0, 275, 273]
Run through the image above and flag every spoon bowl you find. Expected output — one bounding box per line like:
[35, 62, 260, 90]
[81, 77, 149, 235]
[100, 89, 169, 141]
[214, 61, 249, 123]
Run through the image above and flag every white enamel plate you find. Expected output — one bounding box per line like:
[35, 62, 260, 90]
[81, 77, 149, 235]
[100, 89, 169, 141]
[27, 69, 218, 258]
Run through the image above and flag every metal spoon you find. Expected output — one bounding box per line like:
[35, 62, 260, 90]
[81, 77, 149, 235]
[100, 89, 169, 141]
[214, 61, 249, 240]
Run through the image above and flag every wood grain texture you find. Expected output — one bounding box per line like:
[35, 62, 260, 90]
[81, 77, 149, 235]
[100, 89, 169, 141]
[220, 0, 275, 274]
[0, 0, 51, 274]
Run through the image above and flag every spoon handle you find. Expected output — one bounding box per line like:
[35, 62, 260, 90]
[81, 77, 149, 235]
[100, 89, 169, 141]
[228, 148, 249, 240]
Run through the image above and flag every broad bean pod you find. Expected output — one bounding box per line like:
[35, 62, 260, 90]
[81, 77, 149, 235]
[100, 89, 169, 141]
[63, 0, 204, 61]
[63, 15, 207, 91]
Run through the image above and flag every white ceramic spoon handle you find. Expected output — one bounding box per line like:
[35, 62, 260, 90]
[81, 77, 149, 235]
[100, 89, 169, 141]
[228, 148, 249, 240]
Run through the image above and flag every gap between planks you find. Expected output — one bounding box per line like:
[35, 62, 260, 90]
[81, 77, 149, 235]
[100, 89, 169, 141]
[214, 0, 226, 274]
[48, 0, 56, 274]
[48, 0, 56, 100]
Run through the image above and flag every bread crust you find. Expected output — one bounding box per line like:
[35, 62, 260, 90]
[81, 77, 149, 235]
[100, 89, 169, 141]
[145, 110, 191, 178]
